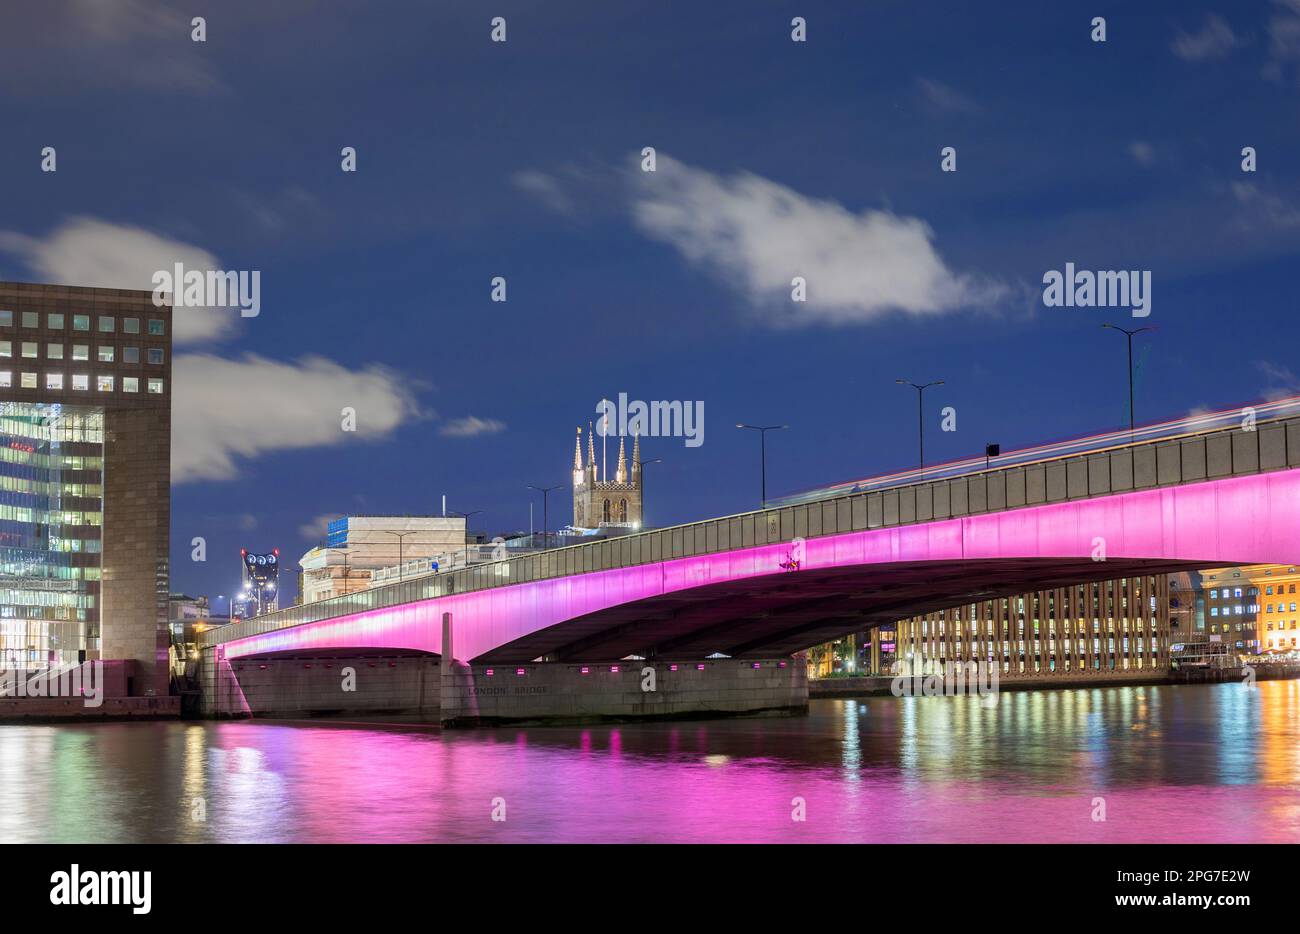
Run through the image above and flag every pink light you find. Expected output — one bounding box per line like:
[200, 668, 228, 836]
[752, 662, 762, 669]
[220, 469, 1300, 665]
[696, 664, 705, 670]
[580, 666, 589, 674]
[670, 664, 678, 671]
[485, 668, 494, 676]
[610, 665, 620, 673]
[515, 668, 526, 676]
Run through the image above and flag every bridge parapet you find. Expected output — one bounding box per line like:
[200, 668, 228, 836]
[203, 411, 1300, 649]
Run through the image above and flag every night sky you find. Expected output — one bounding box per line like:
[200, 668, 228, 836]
[2, 1, 1298, 604]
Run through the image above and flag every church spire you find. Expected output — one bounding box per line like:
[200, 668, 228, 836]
[573, 427, 583, 473]
[587, 421, 598, 481]
[616, 435, 627, 483]
[631, 428, 641, 481]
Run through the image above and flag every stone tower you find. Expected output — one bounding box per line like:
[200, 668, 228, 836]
[573, 424, 643, 530]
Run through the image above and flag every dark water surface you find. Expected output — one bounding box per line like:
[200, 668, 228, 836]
[2, 681, 1298, 843]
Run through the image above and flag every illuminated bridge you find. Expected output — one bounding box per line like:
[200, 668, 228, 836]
[199, 398, 1300, 723]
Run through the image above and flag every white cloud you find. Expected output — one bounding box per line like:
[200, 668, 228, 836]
[297, 512, 338, 541]
[629, 155, 1005, 326]
[512, 170, 575, 214]
[1257, 360, 1300, 399]
[0, 216, 241, 346]
[916, 78, 981, 115]
[172, 353, 422, 483]
[1172, 15, 1246, 61]
[1230, 181, 1300, 230]
[439, 415, 506, 438]
[1128, 141, 1156, 166]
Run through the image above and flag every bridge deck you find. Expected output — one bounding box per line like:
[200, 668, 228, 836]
[204, 405, 1300, 649]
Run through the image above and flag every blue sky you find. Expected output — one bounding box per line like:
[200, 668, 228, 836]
[2, 1, 1299, 603]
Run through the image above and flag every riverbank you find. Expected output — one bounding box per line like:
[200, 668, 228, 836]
[810, 664, 1300, 698]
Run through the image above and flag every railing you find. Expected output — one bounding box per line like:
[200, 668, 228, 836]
[202, 397, 1300, 649]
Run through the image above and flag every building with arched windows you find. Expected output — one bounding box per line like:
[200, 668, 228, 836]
[572, 424, 643, 530]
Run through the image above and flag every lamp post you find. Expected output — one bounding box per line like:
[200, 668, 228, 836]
[1102, 323, 1154, 434]
[449, 510, 483, 566]
[379, 530, 419, 582]
[735, 424, 788, 509]
[636, 458, 661, 528]
[895, 379, 944, 476]
[526, 484, 563, 550]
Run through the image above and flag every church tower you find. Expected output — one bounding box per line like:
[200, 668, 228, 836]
[573, 424, 644, 530]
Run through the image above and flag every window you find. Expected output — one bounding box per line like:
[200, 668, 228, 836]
[147, 378, 164, 394]
[72, 345, 88, 361]
[20, 373, 36, 389]
[96, 375, 114, 392]
[0, 311, 11, 327]
[148, 319, 165, 336]
[98, 316, 114, 333]
[45, 373, 63, 390]
[122, 377, 139, 393]
[0, 341, 10, 358]
[123, 317, 140, 334]
[97, 346, 114, 362]
[72, 315, 90, 331]
[148, 348, 164, 365]
[47, 343, 62, 360]
[71, 374, 88, 391]
[47, 313, 63, 329]
[123, 346, 139, 364]
[21, 342, 37, 359]
[0, 372, 10, 387]
[21, 312, 38, 328]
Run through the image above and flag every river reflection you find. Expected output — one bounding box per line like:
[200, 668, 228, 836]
[2, 681, 1298, 843]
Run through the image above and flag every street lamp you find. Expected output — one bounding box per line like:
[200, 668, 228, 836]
[895, 379, 944, 476]
[526, 484, 563, 550]
[1102, 323, 1155, 434]
[378, 530, 420, 582]
[636, 458, 661, 528]
[449, 510, 483, 566]
[736, 424, 788, 509]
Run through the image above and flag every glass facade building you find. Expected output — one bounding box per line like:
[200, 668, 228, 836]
[0, 403, 104, 667]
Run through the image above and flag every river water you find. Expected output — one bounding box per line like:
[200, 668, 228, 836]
[2, 681, 1298, 843]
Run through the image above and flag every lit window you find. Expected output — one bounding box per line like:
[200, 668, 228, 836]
[96, 375, 114, 392]
[72, 315, 90, 331]
[148, 319, 165, 336]
[20, 372, 36, 388]
[123, 346, 139, 364]
[71, 374, 88, 391]
[123, 317, 140, 334]
[45, 373, 63, 390]
[98, 316, 114, 333]
[147, 378, 164, 394]
[21, 311, 38, 328]
[148, 348, 164, 365]
[47, 343, 62, 359]
[0, 372, 10, 387]
[71, 345, 88, 361]
[0, 311, 11, 327]
[21, 342, 37, 359]
[122, 376, 139, 393]
[0, 341, 9, 358]
[47, 313, 64, 329]
[97, 346, 114, 362]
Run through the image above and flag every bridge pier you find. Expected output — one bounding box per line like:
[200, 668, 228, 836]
[198, 617, 807, 726]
